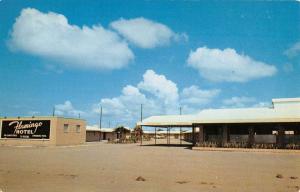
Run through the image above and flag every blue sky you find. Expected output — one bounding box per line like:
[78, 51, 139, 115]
[0, 0, 299, 127]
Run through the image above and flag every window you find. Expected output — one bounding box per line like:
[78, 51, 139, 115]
[76, 125, 80, 133]
[64, 124, 69, 133]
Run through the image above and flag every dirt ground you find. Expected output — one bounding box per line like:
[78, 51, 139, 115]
[0, 140, 299, 192]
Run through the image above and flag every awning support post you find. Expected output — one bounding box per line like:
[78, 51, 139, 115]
[140, 125, 143, 146]
[198, 125, 204, 145]
[248, 126, 254, 148]
[167, 127, 170, 146]
[155, 127, 157, 145]
[276, 125, 285, 149]
[169, 127, 171, 146]
[192, 125, 195, 146]
[222, 125, 229, 146]
[180, 127, 182, 145]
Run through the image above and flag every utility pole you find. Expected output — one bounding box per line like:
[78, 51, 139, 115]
[140, 104, 143, 122]
[52, 106, 55, 116]
[99, 106, 102, 141]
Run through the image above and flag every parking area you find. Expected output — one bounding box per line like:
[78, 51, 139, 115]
[0, 142, 299, 192]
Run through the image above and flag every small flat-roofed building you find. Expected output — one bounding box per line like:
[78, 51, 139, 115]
[138, 98, 300, 149]
[0, 116, 86, 146]
[86, 126, 115, 142]
[86, 126, 131, 142]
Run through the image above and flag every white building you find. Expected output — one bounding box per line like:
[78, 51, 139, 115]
[137, 98, 300, 149]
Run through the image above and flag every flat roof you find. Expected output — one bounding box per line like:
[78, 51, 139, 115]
[137, 97, 300, 127]
[272, 97, 300, 103]
[86, 126, 114, 132]
[86, 126, 131, 132]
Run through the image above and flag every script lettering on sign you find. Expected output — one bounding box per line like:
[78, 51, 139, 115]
[1, 120, 50, 139]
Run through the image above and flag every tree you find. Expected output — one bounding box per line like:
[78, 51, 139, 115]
[114, 126, 130, 143]
[132, 125, 143, 143]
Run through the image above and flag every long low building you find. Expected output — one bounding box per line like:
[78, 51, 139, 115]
[86, 126, 131, 142]
[86, 126, 115, 141]
[137, 98, 300, 149]
[143, 130, 182, 139]
[0, 116, 86, 146]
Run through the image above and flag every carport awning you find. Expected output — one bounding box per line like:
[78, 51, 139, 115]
[137, 115, 195, 127]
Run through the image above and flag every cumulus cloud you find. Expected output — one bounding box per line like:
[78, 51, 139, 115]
[110, 17, 187, 48]
[55, 101, 85, 117]
[180, 85, 220, 105]
[187, 47, 277, 82]
[138, 70, 179, 108]
[93, 85, 162, 126]
[284, 41, 300, 58]
[92, 70, 221, 126]
[8, 8, 134, 70]
[93, 70, 179, 125]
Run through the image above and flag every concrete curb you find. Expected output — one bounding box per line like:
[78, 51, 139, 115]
[192, 147, 300, 153]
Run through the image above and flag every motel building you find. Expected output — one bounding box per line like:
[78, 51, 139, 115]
[86, 126, 116, 142]
[137, 98, 300, 149]
[0, 116, 86, 146]
[86, 125, 131, 142]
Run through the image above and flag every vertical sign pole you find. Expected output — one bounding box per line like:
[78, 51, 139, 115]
[155, 127, 157, 145]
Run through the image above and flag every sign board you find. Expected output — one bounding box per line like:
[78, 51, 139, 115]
[1, 120, 50, 139]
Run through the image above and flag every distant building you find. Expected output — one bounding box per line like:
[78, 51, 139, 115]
[143, 130, 181, 139]
[0, 116, 86, 146]
[86, 126, 131, 142]
[138, 98, 300, 149]
[86, 126, 115, 142]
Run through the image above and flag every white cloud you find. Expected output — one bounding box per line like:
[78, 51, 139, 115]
[9, 8, 134, 70]
[91, 70, 222, 126]
[93, 85, 162, 126]
[222, 96, 256, 108]
[110, 17, 187, 49]
[138, 70, 179, 109]
[284, 41, 300, 58]
[93, 70, 180, 125]
[180, 85, 220, 105]
[55, 101, 85, 117]
[187, 47, 277, 82]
